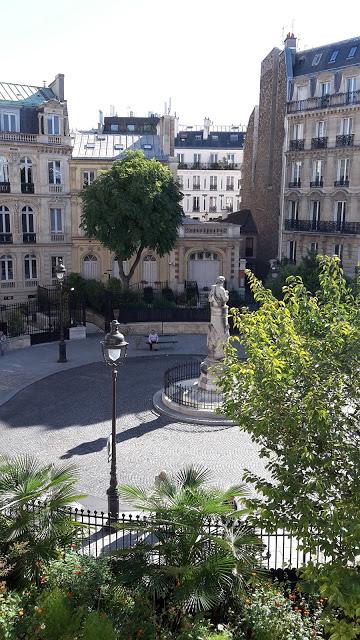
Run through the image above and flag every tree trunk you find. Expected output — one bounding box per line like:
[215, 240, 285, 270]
[116, 245, 144, 288]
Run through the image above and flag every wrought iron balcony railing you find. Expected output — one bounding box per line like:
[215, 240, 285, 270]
[284, 218, 360, 234]
[0, 233, 12, 244]
[287, 89, 360, 113]
[209, 184, 217, 190]
[21, 182, 35, 194]
[336, 134, 354, 147]
[23, 232, 37, 243]
[288, 180, 301, 188]
[310, 179, 323, 188]
[0, 182, 10, 193]
[311, 136, 328, 149]
[192, 184, 201, 190]
[334, 179, 349, 187]
[289, 139, 305, 150]
[178, 162, 241, 170]
[226, 185, 234, 190]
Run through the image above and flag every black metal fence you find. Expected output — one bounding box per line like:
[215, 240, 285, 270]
[116, 306, 210, 324]
[12, 502, 327, 570]
[164, 361, 223, 410]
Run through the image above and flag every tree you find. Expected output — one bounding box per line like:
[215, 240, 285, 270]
[265, 251, 321, 299]
[116, 466, 261, 625]
[218, 256, 360, 637]
[80, 151, 184, 287]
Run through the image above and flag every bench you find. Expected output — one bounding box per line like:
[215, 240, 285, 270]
[147, 338, 178, 350]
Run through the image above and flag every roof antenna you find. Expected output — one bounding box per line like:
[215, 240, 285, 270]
[43, 80, 46, 87]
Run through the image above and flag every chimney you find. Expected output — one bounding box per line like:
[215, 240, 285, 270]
[48, 73, 65, 101]
[284, 32, 297, 50]
[203, 116, 211, 140]
[98, 110, 104, 133]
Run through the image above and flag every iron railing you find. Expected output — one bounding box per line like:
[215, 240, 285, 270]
[310, 179, 323, 188]
[164, 361, 223, 410]
[287, 89, 360, 113]
[284, 219, 360, 234]
[178, 162, 241, 170]
[289, 139, 304, 150]
[0, 232, 12, 243]
[334, 179, 350, 187]
[336, 134, 354, 147]
[288, 180, 301, 188]
[311, 136, 328, 149]
[117, 307, 210, 324]
[21, 182, 35, 194]
[0, 182, 10, 193]
[6, 501, 330, 569]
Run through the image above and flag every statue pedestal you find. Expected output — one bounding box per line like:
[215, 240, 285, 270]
[198, 304, 229, 391]
[198, 357, 222, 391]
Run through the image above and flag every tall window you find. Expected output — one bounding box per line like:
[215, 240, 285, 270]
[337, 159, 350, 181]
[315, 121, 326, 137]
[0, 255, 13, 281]
[24, 254, 37, 280]
[288, 240, 297, 263]
[320, 82, 331, 97]
[291, 161, 301, 184]
[177, 153, 184, 164]
[210, 153, 218, 165]
[346, 77, 357, 103]
[51, 256, 63, 278]
[334, 244, 343, 261]
[226, 176, 234, 190]
[22, 206, 34, 242]
[20, 157, 32, 184]
[209, 196, 217, 212]
[312, 160, 323, 183]
[50, 208, 62, 233]
[48, 161, 61, 184]
[2, 113, 17, 132]
[335, 201, 346, 230]
[340, 117, 352, 135]
[193, 153, 201, 165]
[82, 170, 95, 187]
[47, 115, 60, 135]
[0, 206, 10, 234]
[288, 200, 298, 221]
[310, 242, 318, 254]
[227, 154, 235, 164]
[292, 122, 303, 139]
[192, 176, 200, 189]
[178, 175, 183, 188]
[209, 176, 217, 190]
[0, 157, 9, 183]
[225, 196, 233, 212]
[192, 196, 200, 212]
[310, 201, 321, 229]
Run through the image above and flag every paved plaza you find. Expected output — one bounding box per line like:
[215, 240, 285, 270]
[0, 333, 265, 511]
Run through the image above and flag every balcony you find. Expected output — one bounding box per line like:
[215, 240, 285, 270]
[49, 184, 63, 193]
[289, 139, 305, 151]
[287, 89, 360, 113]
[334, 179, 349, 187]
[178, 162, 241, 170]
[209, 184, 217, 190]
[192, 184, 201, 190]
[192, 208, 200, 213]
[0, 132, 38, 143]
[51, 233, 65, 242]
[284, 219, 360, 234]
[24, 279, 38, 288]
[209, 206, 217, 213]
[21, 182, 35, 194]
[0, 280, 15, 289]
[311, 137, 328, 149]
[0, 233, 13, 244]
[288, 180, 301, 188]
[226, 185, 234, 191]
[23, 232, 37, 243]
[336, 134, 354, 147]
[310, 179, 323, 188]
[48, 135, 62, 145]
[0, 182, 10, 193]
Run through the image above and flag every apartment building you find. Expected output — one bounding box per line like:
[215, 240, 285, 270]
[175, 119, 245, 221]
[281, 37, 360, 276]
[0, 75, 72, 302]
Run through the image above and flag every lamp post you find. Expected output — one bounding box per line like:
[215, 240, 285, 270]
[55, 258, 67, 363]
[101, 320, 128, 519]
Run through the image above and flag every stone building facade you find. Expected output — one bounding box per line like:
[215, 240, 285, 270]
[280, 36, 360, 277]
[0, 75, 72, 302]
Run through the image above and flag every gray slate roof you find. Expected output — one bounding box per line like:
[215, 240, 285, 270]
[175, 130, 245, 149]
[293, 36, 360, 77]
[71, 131, 167, 160]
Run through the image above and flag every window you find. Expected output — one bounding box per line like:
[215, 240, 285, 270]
[320, 82, 331, 97]
[51, 256, 63, 278]
[20, 157, 32, 184]
[50, 208, 62, 233]
[288, 240, 297, 263]
[177, 153, 184, 164]
[211, 135, 218, 141]
[193, 153, 201, 164]
[210, 176, 217, 190]
[337, 158, 350, 181]
[210, 153, 218, 164]
[143, 124, 152, 132]
[24, 254, 37, 280]
[48, 161, 61, 184]
[2, 112, 17, 132]
[297, 85, 308, 100]
[334, 244, 343, 260]
[195, 134, 202, 140]
[245, 237, 254, 257]
[82, 170, 95, 187]
[22, 206, 34, 234]
[47, 115, 60, 135]
[292, 122, 303, 139]
[0, 206, 10, 234]
[142, 144, 152, 150]
[127, 124, 135, 132]
[340, 117, 352, 135]
[226, 176, 234, 190]
[329, 50, 339, 63]
[335, 201, 346, 229]
[313, 160, 323, 182]
[230, 134, 238, 142]
[347, 46, 357, 59]
[192, 196, 200, 212]
[113, 144, 123, 150]
[0, 255, 13, 281]
[178, 176, 183, 188]
[110, 124, 119, 132]
[310, 201, 321, 229]
[288, 200, 299, 221]
[227, 154, 235, 164]
[346, 77, 357, 103]
[316, 121, 326, 137]
[192, 176, 200, 189]
[310, 242, 318, 254]
[291, 161, 301, 183]
[225, 196, 233, 212]
[0, 156, 9, 183]
[209, 196, 217, 212]
[312, 53, 322, 66]
[84, 143, 95, 149]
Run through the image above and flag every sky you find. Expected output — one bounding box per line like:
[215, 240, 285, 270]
[2, 0, 360, 130]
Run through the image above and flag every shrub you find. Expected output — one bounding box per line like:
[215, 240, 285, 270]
[228, 289, 243, 308]
[7, 312, 24, 338]
[176, 292, 187, 306]
[83, 279, 106, 313]
[81, 611, 116, 640]
[143, 286, 154, 304]
[162, 287, 175, 302]
[33, 587, 83, 639]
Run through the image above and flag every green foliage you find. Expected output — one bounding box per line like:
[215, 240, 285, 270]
[235, 582, 323, 640]
[117, 466, 261, 623]
[265, 251, 321, 299]
[228, 289, 243, 309]
[80, 151, 183, 286]
[6, 312, 24, 338]
[81, 611, 116, 640]
[34, 587, 83, 639]
[0, 455, 83, 586]
[162, 287, 175, 303]
[301, 562, 360, 639]
[143, 286, 154, 304]
[219, 256, 360, 562]
[44, 553, 111, 609]
[83, 279, 107, 314]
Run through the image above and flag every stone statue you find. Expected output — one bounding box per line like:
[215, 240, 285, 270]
[199, 276, 229, 391]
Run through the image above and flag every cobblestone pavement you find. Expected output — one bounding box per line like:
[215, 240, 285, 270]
[0, 354, 265, 511]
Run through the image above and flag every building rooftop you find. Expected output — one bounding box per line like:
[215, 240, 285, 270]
[0, 81, 57, 105]
[293, 36, 360, 77]
[71, 131, 167, 161]
[175, 130, 245, 149]
[222, 209, 258, 234]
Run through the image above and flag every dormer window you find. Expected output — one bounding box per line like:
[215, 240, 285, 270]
[142, 144, 152, 150]
[347, 46, 357, 59]
[230, 134, 239, 142]
[84, 143, 95, 149]
[127, 124, 135, 132]
[312, 53, 322, 66]
[195, 134, 202, 140]
[1, 112, 18, 132]
[47, 115, 60, 135]
[329, 50, 338, 63]
[114, 144, 123, 150]
[110, 124, 119, 132]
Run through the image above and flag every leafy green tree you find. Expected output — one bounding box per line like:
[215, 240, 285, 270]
[0, 455, 83, 585]
[218, 256, 360, 637]
[117, 466, 261, 624]
[265, 251, 321, 298]
[80, 151, 183, 287]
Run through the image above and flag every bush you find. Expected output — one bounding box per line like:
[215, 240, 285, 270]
[162, 287, 175, 302]
[83, 279, 107, 314]
[228, 289, 243, 308]
[7, 312, 25, 338]
[176, 292, 187, 306]
[33, 587, 83, 639]
[81, 611, 116, 640]
[143, 286, 154, 304]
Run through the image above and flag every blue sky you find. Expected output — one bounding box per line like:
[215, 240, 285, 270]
[2, 0, 360, 129]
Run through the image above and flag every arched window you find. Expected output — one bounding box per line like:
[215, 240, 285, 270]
[22, 206, 35, 243]
[81, 254, 98, 280]
[0, 206, 10, 240]
[142, 254, 158, 284]
[0, 157, 9, 183]
[0, 255, 13, 281]
[24, 254, 37, 280]
[20, 157, 33, 184]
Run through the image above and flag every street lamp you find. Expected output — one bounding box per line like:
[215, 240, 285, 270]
[101, 320, 128, 519]
[55, 258, 67, 363]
